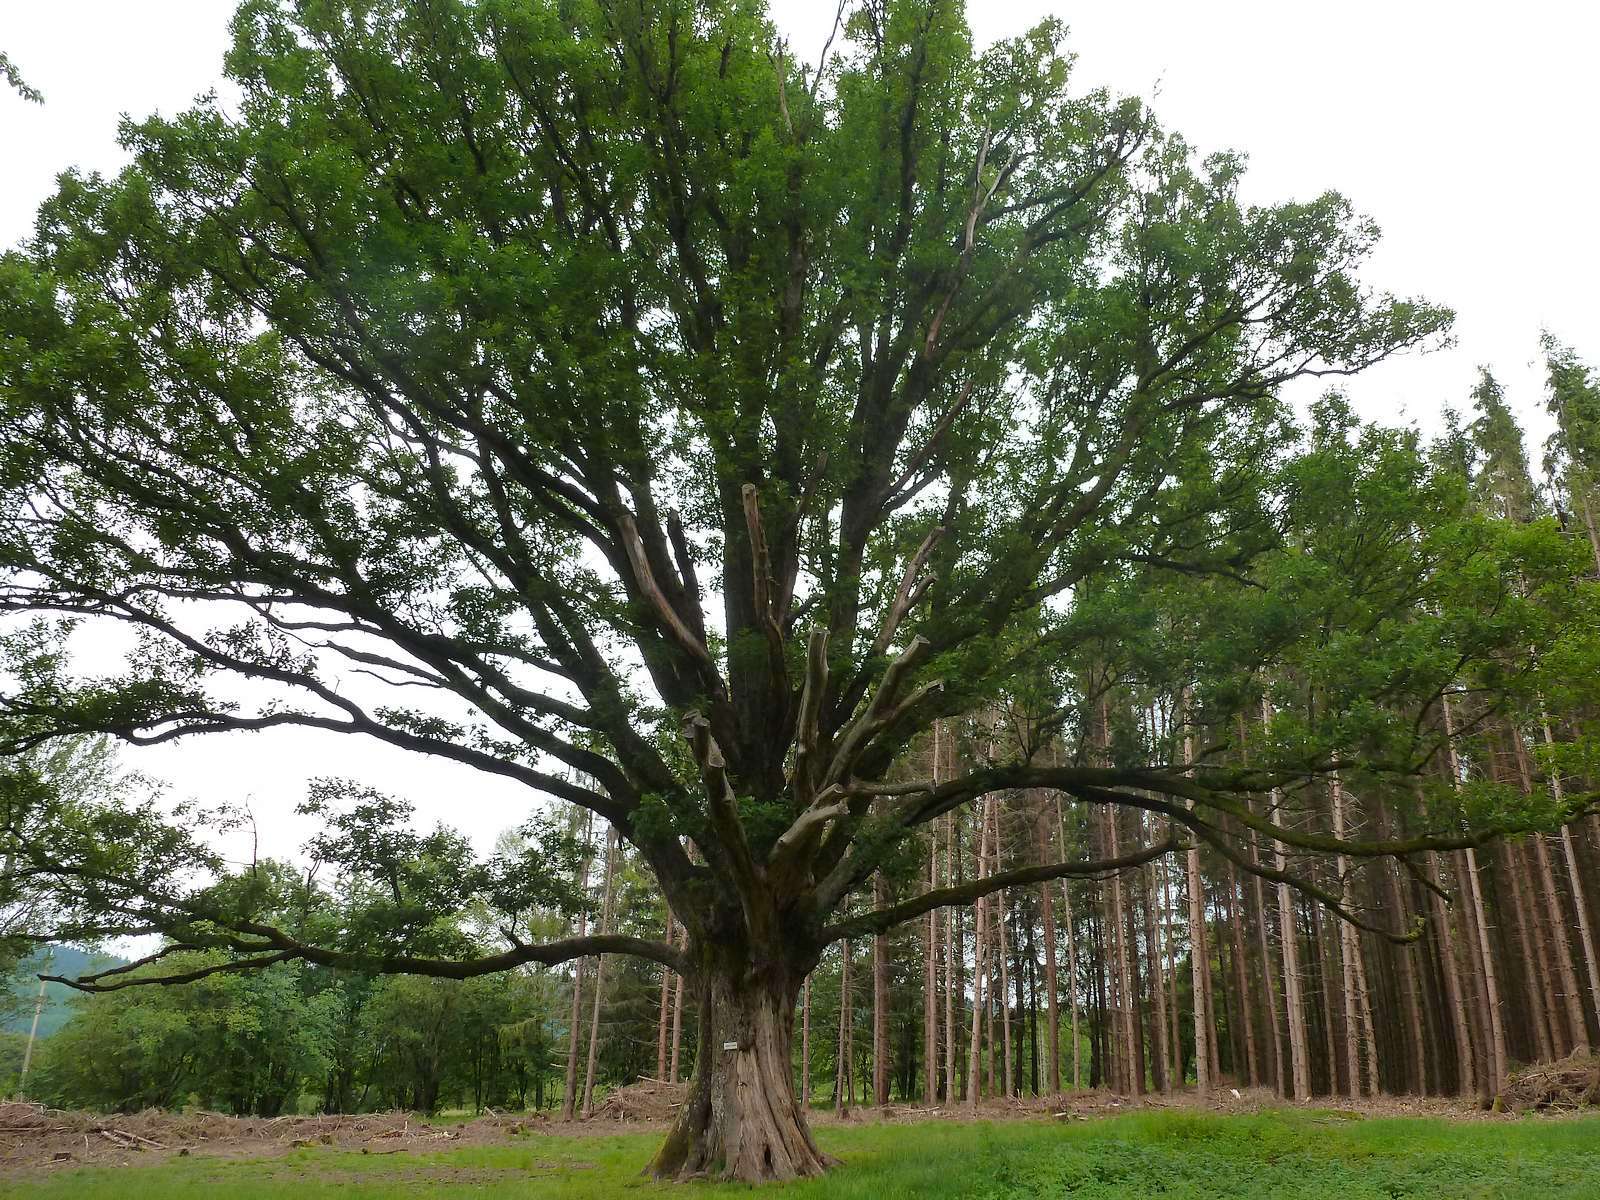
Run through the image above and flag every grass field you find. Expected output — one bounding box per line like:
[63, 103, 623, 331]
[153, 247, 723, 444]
[12, 1109, 1600, 1199]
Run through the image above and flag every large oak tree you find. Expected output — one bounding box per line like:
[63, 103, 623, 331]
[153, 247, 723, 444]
[0, 0, 1566, 1181]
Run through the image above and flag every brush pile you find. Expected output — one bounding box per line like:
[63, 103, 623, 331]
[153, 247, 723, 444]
[591, 1078, 686, 1122]
[1504, 1054, 1600, 1110]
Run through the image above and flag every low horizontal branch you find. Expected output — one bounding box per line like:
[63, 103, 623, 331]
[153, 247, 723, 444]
[43, 932, 685, 993]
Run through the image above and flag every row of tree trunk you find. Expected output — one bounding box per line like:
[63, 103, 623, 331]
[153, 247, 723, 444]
[562, 699, 1599, 1111]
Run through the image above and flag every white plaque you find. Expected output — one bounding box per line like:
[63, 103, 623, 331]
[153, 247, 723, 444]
[722, 1041, 739, 1050]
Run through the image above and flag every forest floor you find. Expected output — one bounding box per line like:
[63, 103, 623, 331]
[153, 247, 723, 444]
[4, 1097, 1600, 1198]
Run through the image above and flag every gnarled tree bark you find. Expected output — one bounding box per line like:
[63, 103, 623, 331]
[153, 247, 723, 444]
[648, 965, 835, 1182]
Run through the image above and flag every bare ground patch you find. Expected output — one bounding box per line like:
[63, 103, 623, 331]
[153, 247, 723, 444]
[0, 1102, 547, 1174]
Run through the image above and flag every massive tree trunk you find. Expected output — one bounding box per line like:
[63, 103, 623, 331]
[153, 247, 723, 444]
[648, 968, 834, 1183]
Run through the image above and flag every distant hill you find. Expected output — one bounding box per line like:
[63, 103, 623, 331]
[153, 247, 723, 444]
[1, 945, 127, 1038]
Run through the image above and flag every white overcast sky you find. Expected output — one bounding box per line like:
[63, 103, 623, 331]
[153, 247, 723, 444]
[3, 2, 1598, 866]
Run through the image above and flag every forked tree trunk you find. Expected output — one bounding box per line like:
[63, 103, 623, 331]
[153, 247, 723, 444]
[648, 969, 834, 1183]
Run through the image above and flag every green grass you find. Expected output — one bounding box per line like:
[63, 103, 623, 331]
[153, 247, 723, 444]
[11, 1110, 1600, 1199]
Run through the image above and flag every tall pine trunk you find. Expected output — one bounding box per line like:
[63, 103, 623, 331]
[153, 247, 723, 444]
[1037, 799, 1062, 1094]
[1545, 713, 1600, 1045]
[992, 797, 1015, 1099]
[1227, 854, 1261, 1087]
[1463, 847, 1508, 1096]
[835, 941, 852, 1116]
[1262, 700, 1310, 1098]
[925, 828, 941, 1101]
[581, 824, 619, 1118]
[1331, 778, 1363, 1098]
[658, 915, 675, 1081]
[562, 810, 595, 1120]
[1184, 736, 1211, 1098]
[873, 871, 891, 1105]
[1142, 848, 1172, 1094]
[1425, 847, 1475, 1097]
[946, 812, 961, 1100]
[967, 797, 992, 1111]
[1058, 797, 1083, 1090]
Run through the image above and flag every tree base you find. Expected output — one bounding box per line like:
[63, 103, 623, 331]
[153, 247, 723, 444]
[646, 972, 835, 1183]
